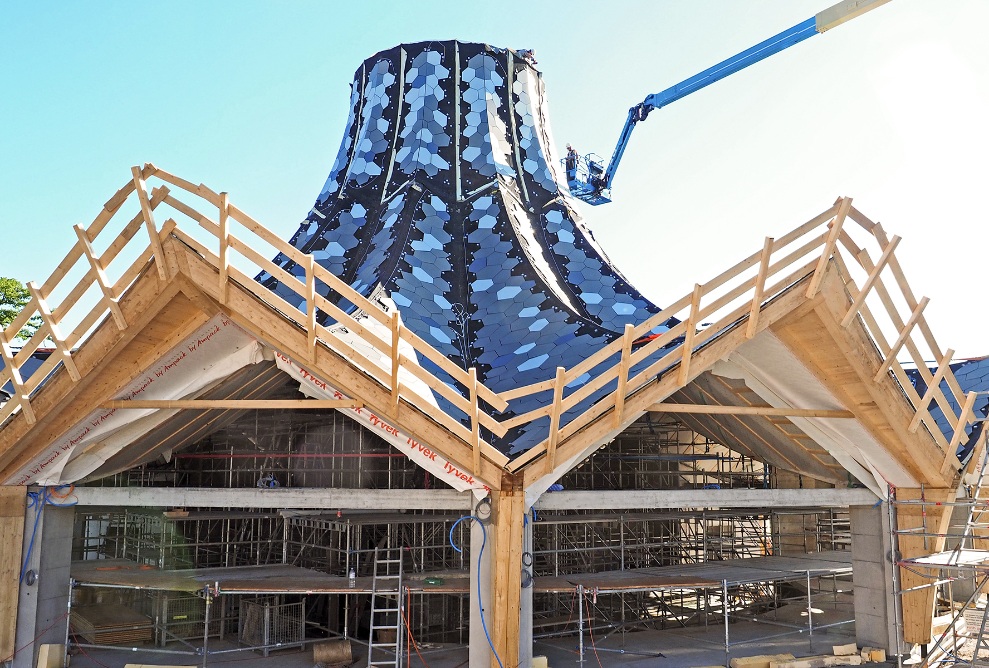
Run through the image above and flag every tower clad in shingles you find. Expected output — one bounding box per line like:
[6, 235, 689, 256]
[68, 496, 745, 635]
[260, 41, 672, 455]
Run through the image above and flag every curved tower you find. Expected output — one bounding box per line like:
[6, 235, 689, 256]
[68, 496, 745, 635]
[261, 41, 669, 454]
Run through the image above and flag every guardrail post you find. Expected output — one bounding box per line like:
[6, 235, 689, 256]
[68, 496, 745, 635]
[806, 197, 851, 298]
[613, 324, 634, 428]
[745, 237, 774, 338]
[131, 165, 168, 281]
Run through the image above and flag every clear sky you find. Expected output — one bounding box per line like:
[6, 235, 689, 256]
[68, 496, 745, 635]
[2, 1, 986, 356]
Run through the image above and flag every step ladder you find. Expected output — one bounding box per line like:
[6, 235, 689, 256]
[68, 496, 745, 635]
[367, 544, 404, 668]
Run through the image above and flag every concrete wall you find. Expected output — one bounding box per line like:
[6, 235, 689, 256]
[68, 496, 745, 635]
[850, 503, 899, 653]
[13, 504, 73, 668]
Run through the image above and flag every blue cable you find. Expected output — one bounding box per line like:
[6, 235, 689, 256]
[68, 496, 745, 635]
[19, 486, 78, 583]
[449, 515, 504, 668]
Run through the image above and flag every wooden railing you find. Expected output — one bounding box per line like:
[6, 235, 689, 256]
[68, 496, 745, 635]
[0, 167, 977, 483]
[503, 197, 976, 479]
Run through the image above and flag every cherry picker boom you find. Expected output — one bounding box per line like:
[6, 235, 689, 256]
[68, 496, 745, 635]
[565, 0, 892, 205]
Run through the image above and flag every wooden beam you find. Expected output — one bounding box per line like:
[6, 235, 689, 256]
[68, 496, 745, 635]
[649, 403, 853, 418]
[0, 487, 26, 662]
[101, 399, 363, 410]
[896, 487, 956, 645]
[746, 236, 774, 338]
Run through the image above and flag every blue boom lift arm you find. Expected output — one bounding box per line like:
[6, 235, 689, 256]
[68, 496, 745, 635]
[566, 0, 891, 206]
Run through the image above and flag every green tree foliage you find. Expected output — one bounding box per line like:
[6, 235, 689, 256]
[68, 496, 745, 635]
[0, 277, 42, 340]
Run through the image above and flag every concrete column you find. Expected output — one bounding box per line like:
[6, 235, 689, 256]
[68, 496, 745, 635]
[850, 502, 899, 653]
[469, 514, 494, 668]
[519, 508, 533, 667]
[13, 501, 74, 668]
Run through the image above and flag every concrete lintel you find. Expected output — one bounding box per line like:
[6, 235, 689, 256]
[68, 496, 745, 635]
[72, 486, 474, 510]
[535, 487, 879, 510]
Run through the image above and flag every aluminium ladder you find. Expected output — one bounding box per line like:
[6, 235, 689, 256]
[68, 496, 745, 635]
[367, 544, 405, 668]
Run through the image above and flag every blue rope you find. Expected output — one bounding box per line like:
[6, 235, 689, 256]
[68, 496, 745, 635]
[449, 515, 504, 668]
[19, 486, 78, 583]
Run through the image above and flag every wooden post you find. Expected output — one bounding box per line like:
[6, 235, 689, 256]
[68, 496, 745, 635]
[873, 297, 929, 382]
[677, 284, 703, 386]
[131, 165, 168, 281]
[469, 367, 481, 477]
[305, 254, 317, 362]
[73, 224, 127, 330]
[390, 312, 401, 416]
[27, 281, 81, 382]
[546, 367, 566, 471]
[806, 197, 851, 298]
[0, 487, 26, 663]
[840, 235, 901, 328]
[613, 324, 634, 428]
[219, 192, 230, 301]
[746, 237, 774, 338]
[908, 349, 954, 435]
[895, 487, 955, 645]
[490, 473, 525, 668]
[941, 391, 978, 478]
[0, 329, 35, 425]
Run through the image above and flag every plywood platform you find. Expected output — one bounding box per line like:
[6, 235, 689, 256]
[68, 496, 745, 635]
[72, 551, 850, 596]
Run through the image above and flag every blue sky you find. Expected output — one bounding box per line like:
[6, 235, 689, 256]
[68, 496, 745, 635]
[2, 1, 987, 355]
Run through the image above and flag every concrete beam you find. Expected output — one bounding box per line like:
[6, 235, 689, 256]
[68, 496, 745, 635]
[535, 487, 879, 510]
[72, 487, 474, 510]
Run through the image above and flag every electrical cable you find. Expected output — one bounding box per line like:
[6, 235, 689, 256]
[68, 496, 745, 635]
[402, 586, 431, 668]
[0, 611, 69, 665]
[20, 485, 78, 583]
[449, 514, 503, 668]
[583, 594, 605, 668]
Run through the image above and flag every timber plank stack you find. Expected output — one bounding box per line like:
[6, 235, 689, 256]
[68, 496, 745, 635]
[71, 604, 153, 645]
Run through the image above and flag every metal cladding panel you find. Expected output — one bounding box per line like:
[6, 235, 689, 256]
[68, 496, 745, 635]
[259, 41, 672, 456]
